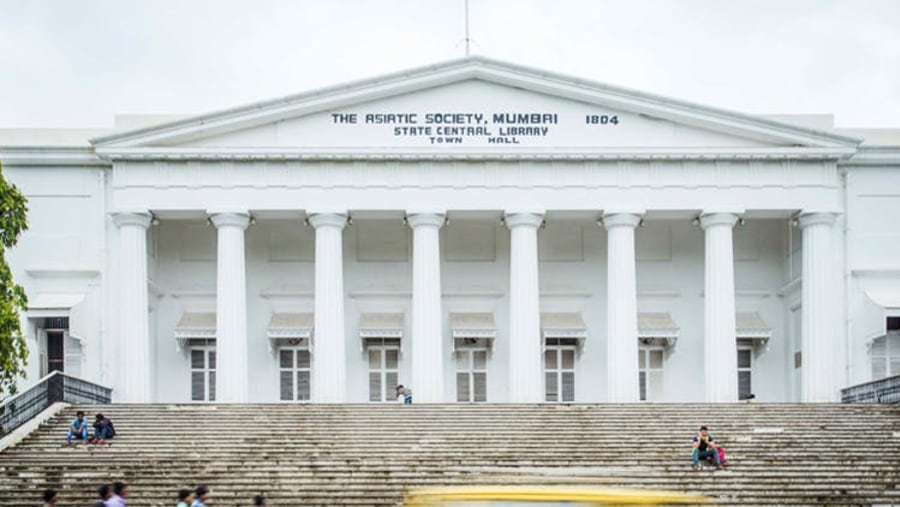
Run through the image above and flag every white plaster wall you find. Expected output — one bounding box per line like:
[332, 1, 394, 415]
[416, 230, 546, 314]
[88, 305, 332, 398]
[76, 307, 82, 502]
[846, 165, 900, 387]
[4, 165, 108, 391]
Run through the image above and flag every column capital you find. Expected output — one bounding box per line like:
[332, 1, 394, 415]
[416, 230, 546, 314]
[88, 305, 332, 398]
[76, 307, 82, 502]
[308, 213, 347, 229]
[208, 210, 251, 230]
[602, 212, 642, 229]
[406, 212, 445, 229]
[112, 210, 152, 229]
[797, 211, 838, 229]
[504, 211, 544, 229]
[699, 212, 740, 229]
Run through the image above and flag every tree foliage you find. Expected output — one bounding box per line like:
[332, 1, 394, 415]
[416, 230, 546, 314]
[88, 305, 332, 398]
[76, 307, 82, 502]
[0, 162, 28, 395]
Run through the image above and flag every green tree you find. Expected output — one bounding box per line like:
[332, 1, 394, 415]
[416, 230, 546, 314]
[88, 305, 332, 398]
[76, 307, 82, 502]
[0, 161, 28, 395]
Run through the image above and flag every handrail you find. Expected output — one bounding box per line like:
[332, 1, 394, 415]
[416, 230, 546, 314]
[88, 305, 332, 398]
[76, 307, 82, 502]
[0, 372, 111, 438]
[841, 374, 900, 404]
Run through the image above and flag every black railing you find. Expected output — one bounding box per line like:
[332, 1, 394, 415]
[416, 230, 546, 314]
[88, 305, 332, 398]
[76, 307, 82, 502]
[841, 374, 900, 404]
[0, 371, 111, 438]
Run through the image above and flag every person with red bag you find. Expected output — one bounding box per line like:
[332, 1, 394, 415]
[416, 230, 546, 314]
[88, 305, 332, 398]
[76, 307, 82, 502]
[691, 425, 723, 470]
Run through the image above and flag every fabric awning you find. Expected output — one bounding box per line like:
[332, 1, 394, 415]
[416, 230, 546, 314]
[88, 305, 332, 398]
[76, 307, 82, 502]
[736, 312, 771, 341]
[541, 313, 586, 348]
[175, 312, 216, 350]
[638, 312, 679, 347]
[267, 312, 313, 353]
[450, 312, 496, 339]
[359, 313, 404, 338]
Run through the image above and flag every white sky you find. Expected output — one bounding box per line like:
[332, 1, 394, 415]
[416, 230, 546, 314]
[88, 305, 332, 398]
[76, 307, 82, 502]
[1, 0, 898, 129]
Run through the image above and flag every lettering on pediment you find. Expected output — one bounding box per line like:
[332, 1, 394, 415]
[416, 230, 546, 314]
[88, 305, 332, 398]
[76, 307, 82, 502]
[178, 81, 776, 150]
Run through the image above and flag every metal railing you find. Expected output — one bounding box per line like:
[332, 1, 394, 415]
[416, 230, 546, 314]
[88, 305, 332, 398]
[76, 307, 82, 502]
[0, 371, 111, 438]
[841, 374, 900, 404]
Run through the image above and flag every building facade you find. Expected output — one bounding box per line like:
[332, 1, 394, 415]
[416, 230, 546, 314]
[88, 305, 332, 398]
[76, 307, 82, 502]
[2, 57, 899, 403]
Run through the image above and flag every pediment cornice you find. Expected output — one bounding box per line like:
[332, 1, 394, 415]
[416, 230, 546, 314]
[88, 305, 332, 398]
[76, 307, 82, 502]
[91, 56, 862, 154]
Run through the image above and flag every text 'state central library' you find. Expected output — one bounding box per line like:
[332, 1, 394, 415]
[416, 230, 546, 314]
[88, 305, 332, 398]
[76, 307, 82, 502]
[2, 57, 899, 404]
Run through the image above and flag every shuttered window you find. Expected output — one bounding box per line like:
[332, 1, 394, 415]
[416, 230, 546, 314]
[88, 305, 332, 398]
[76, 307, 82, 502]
[368, 342, 399, 402]
[190, 343, 216, 402]
[737, 342, 753, 400]
[64, 335, 83, 378]
[544, 340, 575, 402]
[455, 348, 488, 402]
[279, 347, 311, 402]
[638, 347, 664, 401]
[871, 333, 900, 380]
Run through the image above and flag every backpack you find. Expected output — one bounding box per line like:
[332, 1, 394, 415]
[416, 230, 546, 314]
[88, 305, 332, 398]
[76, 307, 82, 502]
[706, 446, 727, 465]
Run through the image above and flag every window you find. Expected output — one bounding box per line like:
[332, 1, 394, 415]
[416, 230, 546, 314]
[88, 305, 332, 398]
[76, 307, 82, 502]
[544, 338, 576, 402]
[871, 332, 900, 380]
[638, 347, 664, 401]
[64, 335, 83, 378]
[368, 340, 399, 402]
[190, 342, 216, 402]
[456, 348, 487, 402]
[737, 340, 753, 400]
[279, 347, 311, 401]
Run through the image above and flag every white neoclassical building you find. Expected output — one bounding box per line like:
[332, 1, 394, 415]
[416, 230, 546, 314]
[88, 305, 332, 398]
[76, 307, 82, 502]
[2, 57, 899, 404]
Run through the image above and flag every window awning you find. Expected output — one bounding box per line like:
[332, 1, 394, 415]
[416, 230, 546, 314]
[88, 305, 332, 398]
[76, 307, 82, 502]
[736, 312, 771, 343]
[267, 312, 313, 353]
[27, 293, 91, 343]
[862, 289, 900, 341]
[541, 313, 586, 347]
[359, 313, 404, 338]
[450, 312, 496, 339]
[27, 293, 85, 317]
[638, 312, 679, 347]
[175, 312, 216, 350]
[450, 312, 496, 350]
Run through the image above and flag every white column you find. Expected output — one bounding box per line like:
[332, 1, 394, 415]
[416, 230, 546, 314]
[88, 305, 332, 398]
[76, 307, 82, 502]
[506, 211, 544, 403]
[113, 211, 152, 402]
[308, 213, 347, 402]
[209, 211, 251, 403]
[604, 212, 642, 402]
[798, 212, 838, 402]
[408, 212, 445, 403]
[700, 212, 740, 402]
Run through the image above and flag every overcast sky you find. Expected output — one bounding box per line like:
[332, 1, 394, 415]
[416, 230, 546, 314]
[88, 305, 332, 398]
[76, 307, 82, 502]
[1, 0, 898, 129]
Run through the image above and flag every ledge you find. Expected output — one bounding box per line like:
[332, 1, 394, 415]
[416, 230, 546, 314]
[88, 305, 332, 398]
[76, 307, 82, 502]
[25, 267, 101, 279]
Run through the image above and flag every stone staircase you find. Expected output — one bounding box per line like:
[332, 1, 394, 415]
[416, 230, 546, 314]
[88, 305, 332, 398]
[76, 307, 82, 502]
[1, 403, 898, 506]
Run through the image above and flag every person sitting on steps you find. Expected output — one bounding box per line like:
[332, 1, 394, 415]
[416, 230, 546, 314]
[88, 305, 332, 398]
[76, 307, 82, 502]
[64, 411, 88, 446]
[395, 384, 412, 404]
[691, 425, 722, 470]
[91, 413, 116, 444]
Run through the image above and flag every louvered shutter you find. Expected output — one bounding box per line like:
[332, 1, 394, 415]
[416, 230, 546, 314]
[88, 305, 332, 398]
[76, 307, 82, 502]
[473, 372, 487, 402]
[456, 372, 470, 402]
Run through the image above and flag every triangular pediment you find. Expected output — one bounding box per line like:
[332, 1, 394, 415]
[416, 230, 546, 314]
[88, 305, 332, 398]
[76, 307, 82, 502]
[92, 57, 859, 158]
